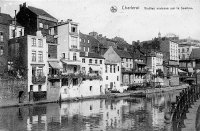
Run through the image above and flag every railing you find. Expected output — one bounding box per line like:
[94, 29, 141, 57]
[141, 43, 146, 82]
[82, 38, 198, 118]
[121, 68, 133, 73]
[168, 85, 200, 130]
[133, 69, 147, 74]
[48, 74, 62, 80]
[32, 76, 46, 84]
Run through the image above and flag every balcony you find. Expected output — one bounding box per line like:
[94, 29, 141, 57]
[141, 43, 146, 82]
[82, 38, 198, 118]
[46, 35, 57, 44]
[133, 69, 147, 74]
[32, 75, 46, 84]
[121, 68, 133, 74]
[48, 74, 62, 80]
[61, 59, 81, 66]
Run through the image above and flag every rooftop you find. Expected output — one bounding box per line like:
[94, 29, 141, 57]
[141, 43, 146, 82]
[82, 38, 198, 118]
[80, 52, 104, 59]
[114, 48, 132, 59]
[28, 6, 57, 20]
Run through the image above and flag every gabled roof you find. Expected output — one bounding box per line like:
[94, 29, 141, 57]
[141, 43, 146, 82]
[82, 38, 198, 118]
[28, 6, 57, 20]
[0, 13, 13, 24]
[113, 48, 132, 59]
[80, 52, 105, 59]
[190, 48, 200, 59]
[0, 13, 22, 26]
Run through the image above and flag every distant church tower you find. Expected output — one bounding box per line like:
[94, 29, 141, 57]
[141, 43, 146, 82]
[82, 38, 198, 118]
[158, 32, 161, 38]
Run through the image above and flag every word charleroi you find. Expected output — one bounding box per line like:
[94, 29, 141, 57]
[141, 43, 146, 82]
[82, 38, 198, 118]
[122, 5, 139, 10]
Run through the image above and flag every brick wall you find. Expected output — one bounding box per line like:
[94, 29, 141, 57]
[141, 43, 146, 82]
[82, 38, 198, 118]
[0, 79, 28, 104]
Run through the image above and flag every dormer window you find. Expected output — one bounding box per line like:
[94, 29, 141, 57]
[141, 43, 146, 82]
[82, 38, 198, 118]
[71, 25, 77, 33]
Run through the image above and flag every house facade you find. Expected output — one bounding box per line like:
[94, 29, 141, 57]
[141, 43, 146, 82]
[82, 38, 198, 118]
[9, 31, 48, 101]
[16, 2, 57, 36]
[160, 37, 179, 86]
[0, 12, 24, 75]
[103, 46, 130, 92]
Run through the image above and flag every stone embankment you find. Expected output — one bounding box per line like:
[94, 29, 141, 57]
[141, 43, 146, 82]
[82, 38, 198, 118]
[0, 84, 188, 108]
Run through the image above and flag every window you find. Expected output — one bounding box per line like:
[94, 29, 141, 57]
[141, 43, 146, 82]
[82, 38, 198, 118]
[82, 67, 85, 72]
[37, 68, 43, 76]
[178, 49, 180, 53]
[82, 58, 85, 63]
[39, 23, 43, 28]
[73, 53, 77, 61]
[38, 85, 42, 91]
[0, 32, 3, 41]
[130, 64, 132, 68]
[38, 51, 43, 62]
[19, 29, 23, 36]
[100, 60, 102, 64]
[117, 76, 119, 81]
[105, 65, 107, 73]
[114, 66, 116, 73]
[90, 86, 92, 91]
[32, 38, 36, 46]
[32, 51, 36, 62]
[62, 53, 65, 58]
[187, 48, 189, 52]
[110, 65, 112, 73]
[126, 59, 128, 62]
[71, 37, 78, 48]
[12, 29, 15, 38]
[118, 66, 119, 71]
[182, 48, 184, 53]
[38, 39, 43, 47]
[44, 24, 48, 29]
[0, 46, 3, 55]
[83, 47, 85, 51]
[71, 26, 77, 33]
[95, 59, 97, 64]
[54, 38, 58, 44]
[106, 76, 108, 80]
[30, 85, 33, 91]
[89, 59, 92, 64]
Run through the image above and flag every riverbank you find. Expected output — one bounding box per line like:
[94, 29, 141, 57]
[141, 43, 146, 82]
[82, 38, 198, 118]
[0, 84, 189, 108]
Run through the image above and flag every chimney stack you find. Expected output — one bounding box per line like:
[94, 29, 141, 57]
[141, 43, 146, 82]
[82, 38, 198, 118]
[23, 2, 26, 7]
[19, 4, 22, 10]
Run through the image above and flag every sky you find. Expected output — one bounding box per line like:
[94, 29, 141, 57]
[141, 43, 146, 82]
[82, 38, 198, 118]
[0, 0, 200, 43]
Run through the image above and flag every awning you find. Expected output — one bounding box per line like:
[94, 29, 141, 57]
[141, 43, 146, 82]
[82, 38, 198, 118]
[188, 68, 194, 73]
[61, 59, 81, 66]
[49, 62, 62, 69]
[178, 69, 186, 73]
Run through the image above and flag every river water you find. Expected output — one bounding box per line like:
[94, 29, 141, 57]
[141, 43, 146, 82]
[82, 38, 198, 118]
[0, 90, 181, 131]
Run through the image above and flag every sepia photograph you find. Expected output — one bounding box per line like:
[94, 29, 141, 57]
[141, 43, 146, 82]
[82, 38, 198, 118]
[0, 0, 200, 130]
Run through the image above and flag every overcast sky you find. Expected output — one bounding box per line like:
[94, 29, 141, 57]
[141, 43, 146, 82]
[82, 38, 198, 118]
[1, 0, 200, 43]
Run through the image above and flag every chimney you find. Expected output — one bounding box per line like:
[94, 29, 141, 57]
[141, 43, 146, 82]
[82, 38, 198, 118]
[67, 19, 72, 22]
[19, 4, 22, 10]
[23, 2, 26, 7]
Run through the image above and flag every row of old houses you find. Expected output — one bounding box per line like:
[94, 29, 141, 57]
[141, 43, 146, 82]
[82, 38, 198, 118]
[0, 3, 200, 103]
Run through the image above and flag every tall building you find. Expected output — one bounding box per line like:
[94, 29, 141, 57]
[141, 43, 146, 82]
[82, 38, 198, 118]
[9, 31, 48, 101]
[16, 2, 57, 36]
[0, 11, 24, 75]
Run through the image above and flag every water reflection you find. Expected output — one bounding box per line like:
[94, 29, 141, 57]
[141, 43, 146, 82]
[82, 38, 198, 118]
[0, 90, 181, 131]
